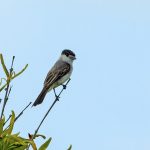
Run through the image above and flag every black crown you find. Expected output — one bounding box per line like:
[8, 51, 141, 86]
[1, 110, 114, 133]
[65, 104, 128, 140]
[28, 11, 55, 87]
[62, 49, 75, 57]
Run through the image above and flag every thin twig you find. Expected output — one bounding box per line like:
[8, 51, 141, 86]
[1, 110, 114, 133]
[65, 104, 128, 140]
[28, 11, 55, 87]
[3, 102, 32, 130]
[33, 78, 71, 137]
[10, 56, 15, 72]
[0, 85, 11, 119]
[3, 102, 32, 133]
[15, 102, 32, 122]
[7, 86, 12, 98]
[27, 78, 71, 150]
[0, 55, 28, 92]
[0, 56, 15, 119]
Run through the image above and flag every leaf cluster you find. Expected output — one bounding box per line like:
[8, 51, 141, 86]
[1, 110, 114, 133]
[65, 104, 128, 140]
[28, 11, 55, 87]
[0, 53, 72, 150]
[0, 54, 28, 92]
[0, 111, 51, 150]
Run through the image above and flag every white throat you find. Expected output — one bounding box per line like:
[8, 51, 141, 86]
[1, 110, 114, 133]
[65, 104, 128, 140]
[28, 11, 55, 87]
[60, 54, 73, 64]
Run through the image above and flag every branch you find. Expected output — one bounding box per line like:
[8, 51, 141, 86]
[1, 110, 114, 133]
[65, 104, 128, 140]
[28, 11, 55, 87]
[27, 78, 71, 150]
[15, 101, 32, 122]
[0, 55, 15, 119]
[3, 102, 32, 130]
[0, 54, 28, 92]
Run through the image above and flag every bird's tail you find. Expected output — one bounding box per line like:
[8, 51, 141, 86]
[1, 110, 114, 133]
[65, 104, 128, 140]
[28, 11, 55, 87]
[32, 88, 48, 107]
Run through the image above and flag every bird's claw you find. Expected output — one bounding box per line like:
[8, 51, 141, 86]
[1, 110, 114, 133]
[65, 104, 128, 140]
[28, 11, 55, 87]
[53, 88, 60, 101]
[62, 84, 67, 89]
[55, 95, 60, 101]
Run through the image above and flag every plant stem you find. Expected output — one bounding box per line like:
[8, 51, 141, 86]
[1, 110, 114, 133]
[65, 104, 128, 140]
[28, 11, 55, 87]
[0, 84, 10, 119]
[15, 102, 32, 122]
[3, 102, 32, 129]
[27, 78, 71, 150]
[0, 56, 15, 119]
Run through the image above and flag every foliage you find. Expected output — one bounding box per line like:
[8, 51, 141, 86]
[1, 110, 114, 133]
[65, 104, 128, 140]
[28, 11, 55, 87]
[67, 145, 72, 150]
[0, 54, 28, 92]
[0, 53, 72, 150]
[0, 111, 52, 150]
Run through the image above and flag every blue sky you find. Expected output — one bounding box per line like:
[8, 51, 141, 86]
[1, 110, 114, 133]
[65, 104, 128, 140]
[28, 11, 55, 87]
[0, 0, 150, 149]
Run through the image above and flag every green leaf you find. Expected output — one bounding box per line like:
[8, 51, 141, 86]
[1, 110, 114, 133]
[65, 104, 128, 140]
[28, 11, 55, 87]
[0, 54, 9, 78]
[25, 140, 37, 150]
[0, 78, 6, 86]
[0, 117, 5, 134]
[12, 132, 20, 137]
[38, 138, 52, 150]
[0, 83, 7, 92]
[3, 111, 15, 136]
[7, 111, 15, 135]
[11, 64, 28, 80]
[28, 133, 46, 140]
[67, 145, 72, 150]
[0, 62, 28, 92]
[8, 142, 24, 149]
[7, 134, 23, 143]
[34, 134, 46, 139]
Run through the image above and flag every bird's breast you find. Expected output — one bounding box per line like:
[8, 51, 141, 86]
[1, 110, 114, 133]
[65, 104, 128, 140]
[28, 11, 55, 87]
[57, 70, 72, 85]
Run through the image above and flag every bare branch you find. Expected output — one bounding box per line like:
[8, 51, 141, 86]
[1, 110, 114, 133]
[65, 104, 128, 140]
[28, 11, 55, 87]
[15, 102, 32, 122]
[27, 78, 71, 150]
[0, 55, 15, 119]
[0, 85, 12, 119]
[4, 102, 32, 129]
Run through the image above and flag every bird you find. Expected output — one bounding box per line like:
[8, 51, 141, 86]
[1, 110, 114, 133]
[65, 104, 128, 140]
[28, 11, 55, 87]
[32, 49, 76, 106]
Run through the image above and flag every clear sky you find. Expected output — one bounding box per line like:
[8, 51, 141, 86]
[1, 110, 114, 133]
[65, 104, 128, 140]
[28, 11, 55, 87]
[0, 0, 150, 150]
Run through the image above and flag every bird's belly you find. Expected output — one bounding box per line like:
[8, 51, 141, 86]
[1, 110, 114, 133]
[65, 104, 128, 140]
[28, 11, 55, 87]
[48, 72, 72, 91]
[57, 72, 71, 86]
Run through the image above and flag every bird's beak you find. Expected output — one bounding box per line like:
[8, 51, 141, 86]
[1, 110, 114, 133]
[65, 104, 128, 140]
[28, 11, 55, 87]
[70, 55, 76, 60]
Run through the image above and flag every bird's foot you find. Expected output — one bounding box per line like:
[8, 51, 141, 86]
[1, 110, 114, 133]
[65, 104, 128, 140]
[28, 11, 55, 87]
[53, 88, 60, 101]
[62, 84, 67, 89]
[55, 95, 60, 101]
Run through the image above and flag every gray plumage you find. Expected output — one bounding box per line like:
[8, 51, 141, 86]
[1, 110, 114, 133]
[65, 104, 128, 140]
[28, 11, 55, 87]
[32, 49, 76, 106]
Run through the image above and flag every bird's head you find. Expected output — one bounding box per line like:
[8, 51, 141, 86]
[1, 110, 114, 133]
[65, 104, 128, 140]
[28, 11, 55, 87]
[61, 49, 76, 63]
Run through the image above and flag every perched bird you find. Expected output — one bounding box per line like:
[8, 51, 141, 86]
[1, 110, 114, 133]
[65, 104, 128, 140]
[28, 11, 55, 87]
[32, 49, 76, 106]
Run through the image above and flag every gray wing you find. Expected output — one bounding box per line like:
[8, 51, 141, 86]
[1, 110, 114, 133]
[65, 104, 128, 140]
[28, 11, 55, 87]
[44, 60, 70, 89]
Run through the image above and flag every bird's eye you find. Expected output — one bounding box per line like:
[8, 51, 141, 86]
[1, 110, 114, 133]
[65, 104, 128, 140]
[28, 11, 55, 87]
[65, 53, 69, 57]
